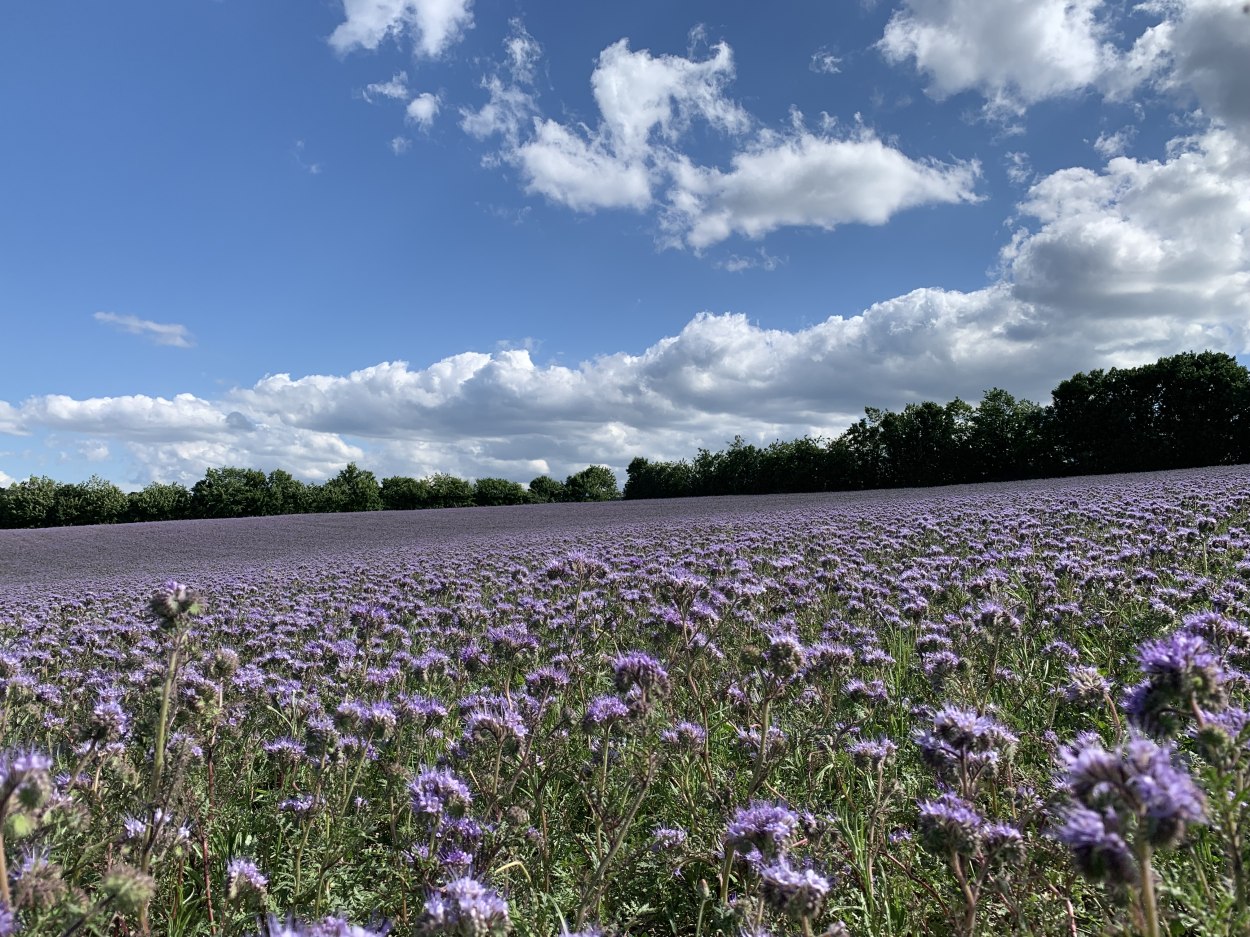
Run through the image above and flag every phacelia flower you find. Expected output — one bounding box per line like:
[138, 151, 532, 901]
[418, 875, 510, 936]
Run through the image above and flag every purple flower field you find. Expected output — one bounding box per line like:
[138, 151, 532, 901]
[2, 467, 1250, 936]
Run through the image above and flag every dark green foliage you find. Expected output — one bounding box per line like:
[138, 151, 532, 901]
[315, 463, 382, 513]
[563, 465, 620, 502]
[424, 472, 475, 509]
[191, 467, 270, 519]
[264, 469, 309, 516]
[127, 482, 193, 523]
[0, 475, 58, 527]
[526, 475, 566, 503]
[51, 475, 128, 526]
[473, 476, 528, 506]
[1052, 351, 1250, 474]
[380, 475, 427, 511]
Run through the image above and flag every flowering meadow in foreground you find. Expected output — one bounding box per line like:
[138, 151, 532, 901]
[2, 468, 1250, 936]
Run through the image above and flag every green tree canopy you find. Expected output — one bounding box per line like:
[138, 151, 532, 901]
[425, 473, 474, 509]
[127, 481, 193, 523]
[316, 463, 382, 513]
[473, 477, 528, 506]
[526, 475, 566, 503]
[563, 465, 620, 502]
[191, 467, 269, 518]
[0, 475, 58, 528]
[51, 475, 128, 526]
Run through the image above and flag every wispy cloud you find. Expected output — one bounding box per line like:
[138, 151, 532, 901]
[93, 312, 195, 348]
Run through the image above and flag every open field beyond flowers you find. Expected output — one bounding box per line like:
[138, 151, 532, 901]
[1, 468, 1250, 936]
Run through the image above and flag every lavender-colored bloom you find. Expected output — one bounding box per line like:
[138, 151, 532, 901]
[917, 792, 983, 855]
[1053, 806, 1137, 885]
[807, 642, 856, 676]
[410, 768, 473, 817]
[981, 822, 1024, 863]
[1059, 733, 1207, 853]
[651, 826, 688, 851]
[660, 720, 707, 751]
[724, 801, 800, 859]
[847, 736, 897, 767]
[914, 706, 1016, 793]
[611, 651, 670, 693]
[1063, 665, 1110, 704]
[149, 580, 203, 623]
[226, 857, 268, 902]
[524, 665, 570, 695]
[462, 700, 528, 749]
[581, 695, 630, 731]
[1126, 630, 1226, 737]
[762, 633, 807, 679]
[418, 876, 510, 936]
[920, 650, 964, 680]
[758, 858, 831, 919]
[262, 916, 389, 937]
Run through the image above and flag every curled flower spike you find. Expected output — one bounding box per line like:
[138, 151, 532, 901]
[149, 580, 203, 624]
[1124, 630, 1226, 738]
[418, 876, 510, 936]
[724, 801, 800, 860]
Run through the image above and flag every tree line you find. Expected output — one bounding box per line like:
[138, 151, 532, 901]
[2, 350, 1246, 529]
[623, 350, 1250, 498]
[0, 463, 620, 529]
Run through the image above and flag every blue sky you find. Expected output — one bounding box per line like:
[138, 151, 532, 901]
[2, 0, 1248, 489]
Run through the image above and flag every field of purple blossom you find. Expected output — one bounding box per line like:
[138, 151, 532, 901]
[1, 467, 1249, 936]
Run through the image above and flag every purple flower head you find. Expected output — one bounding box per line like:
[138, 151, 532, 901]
[651, 826, 688, 851]
[262, 916, 389, 937]
[1059, 733, 1207, 851]
[914, 706, 1016, 793]
[846, 736, 897, 767]
[724, 801, 800, 859]
[581, 695, 631, 732]
[410, 768, 473, 818]
[1053, 806, 1137, 886]
[762, 633, 807, 679]
[806, 642, 855, 677]
[88, 696, 130, 744]
[0, 748, 52, 813]
[920, 650, 965, 681]
[917, 792, 983, 856]
[149, 581, 203, 623]
[660, 720, 707, 752]
[225, 857, 268, 903]
[611, 651, 670, 694]
[1126, 630, 1226, 737]
[418, 875, 510, 936]
[981, 822, 1025, 864]
[758, 858, 832, 920]
[524, 665, 570, 696]
[462, 699, 527, 750]
[1063, 665, 1111, 705]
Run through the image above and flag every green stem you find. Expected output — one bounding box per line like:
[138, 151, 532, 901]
[1138, 842, 1160, 937]
[149, 632, 184, 804]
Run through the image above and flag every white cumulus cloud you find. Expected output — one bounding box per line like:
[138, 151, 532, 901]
[663, 130, 981, 249]
[463, 31, 982, 246]
[329, 0, 474, 58]
[406, 92, 441, 128]
[879, 0, 1118, 113]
